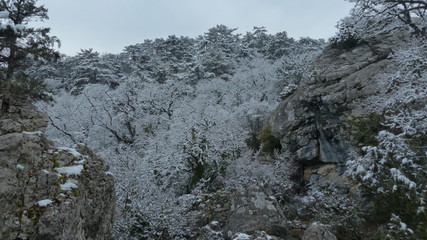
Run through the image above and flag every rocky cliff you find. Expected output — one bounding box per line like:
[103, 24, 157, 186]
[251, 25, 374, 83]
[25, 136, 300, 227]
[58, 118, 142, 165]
[0, 103, 115, 240]
[145, 26, 419, 240]
[270, 26, 411, 183]
[265, 25, 427, 239]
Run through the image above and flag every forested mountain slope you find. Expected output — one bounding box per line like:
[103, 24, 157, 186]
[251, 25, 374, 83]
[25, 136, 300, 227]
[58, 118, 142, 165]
[34, 7, 426, 240]
[2, 0, 426, 239]
[35, 26, 324, 239]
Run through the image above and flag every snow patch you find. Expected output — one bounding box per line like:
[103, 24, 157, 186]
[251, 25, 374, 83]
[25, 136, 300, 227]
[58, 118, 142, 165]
[232, 233, 251, 240]
[210, 220, 219, 226]
[16, 164, 25, 170]
[0, 10, 9, 18]
[23, 131, 43, 136]
[74, 159, 86, 164]
[57, 147, 82, 158]
[55, 165, 84, 176]
[390, 168, 416, 189]
[37, 199, 54, 207]
[60, 180, 79, 191]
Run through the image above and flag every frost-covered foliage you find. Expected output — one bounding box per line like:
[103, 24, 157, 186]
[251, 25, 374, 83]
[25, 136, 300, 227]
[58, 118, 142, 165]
[297, 4, 427, 238]
[226, 151, 297, 203]
[276, 38, 324, 99]
[352, 38, 427, 113]
[295, 109, 427, 238]
[36, 26, 323, 239]
[332, 0, 427, 47]
[38, 62, 283, 238]
[346, 109, 427, 239]
[293, 184, 366, 239]
[344, 36, 427, 237]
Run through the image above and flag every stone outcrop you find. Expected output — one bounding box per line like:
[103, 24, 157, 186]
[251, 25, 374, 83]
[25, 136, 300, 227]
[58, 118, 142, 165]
[223, 185, 288, 238]
[302, 222, 336, 240]
[0, 103, 115, 240]
[270, 26, 410, 174]
[193, 183, 289, 240]
[303, 164, 347, 190]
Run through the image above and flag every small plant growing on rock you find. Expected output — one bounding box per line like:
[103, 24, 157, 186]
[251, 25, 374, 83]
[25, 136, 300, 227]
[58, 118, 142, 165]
[347, 113, 386, 146]
[258, 125, 282, 154]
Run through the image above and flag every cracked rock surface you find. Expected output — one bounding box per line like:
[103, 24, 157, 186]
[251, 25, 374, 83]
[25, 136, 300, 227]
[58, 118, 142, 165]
[270, 27, 409, 170]
[0, 103, 115, 240]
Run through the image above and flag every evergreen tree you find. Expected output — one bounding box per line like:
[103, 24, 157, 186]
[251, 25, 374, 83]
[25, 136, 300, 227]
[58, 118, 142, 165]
[242, 26, 271, 56]
[0, 0, 59, 112]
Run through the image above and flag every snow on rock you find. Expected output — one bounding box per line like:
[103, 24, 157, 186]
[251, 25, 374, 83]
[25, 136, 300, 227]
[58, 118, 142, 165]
[16, 164, 25, 170]
[232, 233, 252, 240]
[0, 103, 115, 239]
[55, 165, 84, 176]
[74, 159, 86, 164]
[57, 147, 82, 158]
[23, 131, 43, 135]
[37, 199, 54, 207]
[60, 180, 79, 191]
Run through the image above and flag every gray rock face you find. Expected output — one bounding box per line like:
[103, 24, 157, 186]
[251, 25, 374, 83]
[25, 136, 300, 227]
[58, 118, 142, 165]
[270, 27, 409, 170]
[224, 185, 288, 238]
[302, 223, 336, 240]
[192, 183, 289, 239]
[0, 103, 115, 240]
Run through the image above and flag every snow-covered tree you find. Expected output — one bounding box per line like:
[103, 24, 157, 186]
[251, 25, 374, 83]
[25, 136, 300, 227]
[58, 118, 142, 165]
[34, 24, 328, 238]
[346, 109, 427, 238]
[332, 0, 427, 47]
[242, 26, 271, 56]
[352, 0, 426, 35]
[0, 0, 59, 111]
[265, 31, 295, 59]
[276, 37, 324, 99]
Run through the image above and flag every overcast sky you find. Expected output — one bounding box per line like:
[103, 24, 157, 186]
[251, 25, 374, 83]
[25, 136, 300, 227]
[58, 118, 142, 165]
[37, 0, 354, 56]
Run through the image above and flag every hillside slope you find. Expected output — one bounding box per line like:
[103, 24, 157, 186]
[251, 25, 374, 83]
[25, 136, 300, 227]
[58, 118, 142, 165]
[33, 24, 426, 239]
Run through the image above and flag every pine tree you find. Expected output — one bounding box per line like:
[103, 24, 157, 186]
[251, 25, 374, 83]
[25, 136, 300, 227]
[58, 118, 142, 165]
[0, 0, 59, 112]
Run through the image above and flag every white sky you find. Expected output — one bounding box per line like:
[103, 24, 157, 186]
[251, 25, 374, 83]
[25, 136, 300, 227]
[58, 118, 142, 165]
[37, 0, 354, 56]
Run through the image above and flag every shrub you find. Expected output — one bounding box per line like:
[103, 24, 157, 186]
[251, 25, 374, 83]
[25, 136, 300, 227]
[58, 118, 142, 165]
[346, 130, 427, 239]
[347, 113, 386, 146]
[258, 125, 282, 154]
[330, 33, 361, 50]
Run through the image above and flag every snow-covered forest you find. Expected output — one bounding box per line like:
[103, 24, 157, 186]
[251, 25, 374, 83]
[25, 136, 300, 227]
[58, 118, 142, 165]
[1, 0, 426, 239]
[32, 26, 324, 238]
